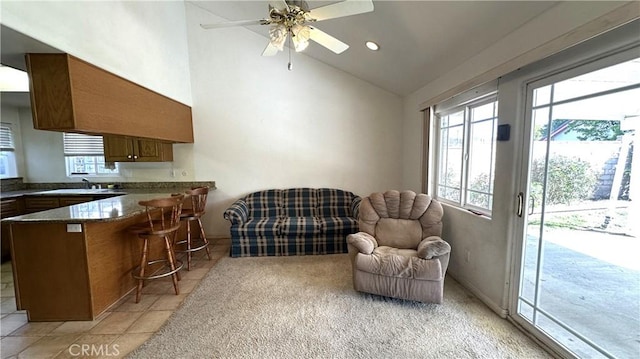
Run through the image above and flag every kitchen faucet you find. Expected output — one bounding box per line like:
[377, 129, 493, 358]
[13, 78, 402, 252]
[82, 177, 92, 189]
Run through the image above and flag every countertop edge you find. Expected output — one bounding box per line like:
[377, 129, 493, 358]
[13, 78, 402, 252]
[1, 190, 209, 224]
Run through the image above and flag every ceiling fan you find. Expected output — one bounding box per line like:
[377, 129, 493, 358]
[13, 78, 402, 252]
[200, 0, 374, 69]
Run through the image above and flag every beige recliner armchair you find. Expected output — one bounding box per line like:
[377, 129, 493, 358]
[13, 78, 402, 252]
[346, 190, 451, 303]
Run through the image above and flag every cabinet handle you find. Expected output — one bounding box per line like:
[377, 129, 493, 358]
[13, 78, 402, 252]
[127, 155, 133, 159]
[133, 155, 138, 159]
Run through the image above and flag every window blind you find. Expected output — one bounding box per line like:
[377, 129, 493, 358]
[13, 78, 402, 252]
[0, 123, 15, 151]
[63, 133, 105, 156]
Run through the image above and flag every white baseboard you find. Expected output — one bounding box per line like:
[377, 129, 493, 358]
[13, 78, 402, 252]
[447, 271, 508, 318]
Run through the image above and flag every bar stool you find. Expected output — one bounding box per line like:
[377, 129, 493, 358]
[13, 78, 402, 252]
[175, 187, 211, 270]
[129, 194, 184, 303]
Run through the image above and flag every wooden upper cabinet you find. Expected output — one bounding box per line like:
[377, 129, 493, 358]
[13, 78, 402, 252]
[103, 136, 173, 162]
[26, 53, 194, 143]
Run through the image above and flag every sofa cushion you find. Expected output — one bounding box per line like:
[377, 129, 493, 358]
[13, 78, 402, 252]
[317, 188, 355, 217]
[355, 246, 442, 281]
[283, 188, 318, 217]
[245, 189, 283, 218]
[320, 216, 358, 235]
[230, 217, 280, 238]
[280, 217, 322, 238]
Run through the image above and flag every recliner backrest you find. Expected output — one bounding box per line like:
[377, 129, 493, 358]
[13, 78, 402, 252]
[359, 190, 443, 249]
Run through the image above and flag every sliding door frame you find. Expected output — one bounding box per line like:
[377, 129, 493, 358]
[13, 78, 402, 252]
[508, 28, 640, 359]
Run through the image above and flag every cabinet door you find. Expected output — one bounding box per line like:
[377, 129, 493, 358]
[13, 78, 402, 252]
[24, 197, 60, 214]
[103, 136, 135, 162]
[133, 139, 173, 162]
[59, 197, 94, 207]
[1, 199, 21, 218]
[1, 198, 25, 260]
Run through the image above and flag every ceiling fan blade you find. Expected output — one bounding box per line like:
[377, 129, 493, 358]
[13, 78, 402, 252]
[262, 42, 280, 56]
[200, 19, 267, 29]
[308, 27, 349, 54]
[268, 0, 289, 12]
[309, 0, 374, 22]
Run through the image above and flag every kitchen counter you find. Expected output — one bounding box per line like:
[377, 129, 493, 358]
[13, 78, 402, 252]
[0, 188, 126, 200]
[5, 185, 214, 321]
[3, 191, 183, 223]
[0, 180, 216, 200]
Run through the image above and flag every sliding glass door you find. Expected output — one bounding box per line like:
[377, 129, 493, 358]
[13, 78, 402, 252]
[512, 51, 639, 358]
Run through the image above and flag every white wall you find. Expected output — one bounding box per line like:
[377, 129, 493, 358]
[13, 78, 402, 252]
[401, 1, 636, 314]
[186, 3, 403, 236]
[0, 0, 192, 106]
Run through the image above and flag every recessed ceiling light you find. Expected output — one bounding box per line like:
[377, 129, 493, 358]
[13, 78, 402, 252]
[365, 41, 379, 51]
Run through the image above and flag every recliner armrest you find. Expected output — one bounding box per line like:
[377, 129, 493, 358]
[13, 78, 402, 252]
[223, 199, 249, 225]
[346, 232, 378, 254]
[417, 236, 451, 259]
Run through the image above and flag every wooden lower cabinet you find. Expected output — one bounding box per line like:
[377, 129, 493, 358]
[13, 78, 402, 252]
[3, 194, 117, 262]
[103, 136, 173, 162]
[1, 198, 24, 262]
[11, 223, 92, 320]
[24, 196, 103, 213]
[58, 196, 94, 207]
[10, 213, 165, 321]
[24, 197, 59, 214]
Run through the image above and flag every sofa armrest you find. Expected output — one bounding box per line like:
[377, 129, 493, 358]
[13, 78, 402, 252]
[223, 199, 249, 225]
[417, 236, 451, 260]
[350, 196, 362, 219]
[347, 232, 378, 254]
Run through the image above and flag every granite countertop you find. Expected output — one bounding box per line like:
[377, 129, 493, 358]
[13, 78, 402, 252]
[0, 189, 43, 199]
[1, 181, 216, 200]
[2, 190, 192, 224]
[1, 188, 128, 199]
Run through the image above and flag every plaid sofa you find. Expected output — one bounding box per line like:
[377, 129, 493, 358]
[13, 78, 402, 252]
[224, 188, 361, 257]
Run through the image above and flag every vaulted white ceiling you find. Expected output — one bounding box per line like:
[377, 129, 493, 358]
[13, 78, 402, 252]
[1, 0, 561, 108]
[191, 1, 559, 96]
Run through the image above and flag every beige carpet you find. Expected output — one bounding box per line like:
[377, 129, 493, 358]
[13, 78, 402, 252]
[128, 254, 551, 358]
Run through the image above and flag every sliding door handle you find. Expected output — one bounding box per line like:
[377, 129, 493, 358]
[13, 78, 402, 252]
[517, 192, 524, 217]
[529, 196, 535, 215]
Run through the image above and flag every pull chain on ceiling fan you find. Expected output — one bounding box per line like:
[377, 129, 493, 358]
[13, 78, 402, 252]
[200, 0, 374, 70]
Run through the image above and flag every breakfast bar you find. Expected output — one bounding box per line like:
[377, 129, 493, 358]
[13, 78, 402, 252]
[4, 191, 194, 321]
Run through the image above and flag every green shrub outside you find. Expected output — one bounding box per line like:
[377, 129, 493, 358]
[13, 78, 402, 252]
[530, 155, 597, 205]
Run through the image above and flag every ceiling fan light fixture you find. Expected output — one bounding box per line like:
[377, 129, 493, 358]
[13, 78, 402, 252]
[269, 24, 288, 51]
[292, 24, 311, 52]
[366, 41, 379, 51]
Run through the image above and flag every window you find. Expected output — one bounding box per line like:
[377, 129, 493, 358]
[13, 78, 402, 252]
[435, 94, 498, 214]
[63, 133, 119, 176]
[0, 123, 17, 178]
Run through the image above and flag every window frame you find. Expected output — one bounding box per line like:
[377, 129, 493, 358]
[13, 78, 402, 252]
[434, 93, 498, 216]
[0, 122, 18, 179]
[63, 133, 119, 177]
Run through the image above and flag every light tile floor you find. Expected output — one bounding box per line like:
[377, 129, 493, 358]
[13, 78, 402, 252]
[0, 239, 230, 359]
